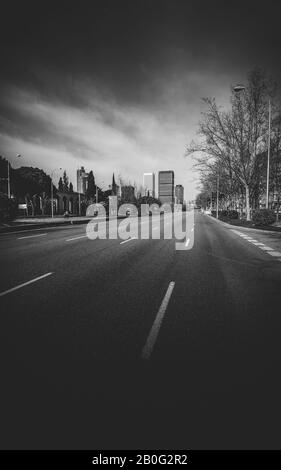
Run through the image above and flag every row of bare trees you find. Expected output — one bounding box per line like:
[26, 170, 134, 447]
[187, 69, 281, 220]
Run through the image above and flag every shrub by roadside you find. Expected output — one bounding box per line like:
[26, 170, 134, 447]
[252, 209, 275, 226]
[211, 210, 239, 220]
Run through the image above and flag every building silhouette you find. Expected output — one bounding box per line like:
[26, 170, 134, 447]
[175, 184, 184, 204]
[158, 170, 174, 204]
[77, 166, 88, 194]
[121, 185, 135, 202]
[143, 173, 155, 197]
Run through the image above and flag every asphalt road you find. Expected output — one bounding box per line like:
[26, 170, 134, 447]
[1, 211, 281, 449]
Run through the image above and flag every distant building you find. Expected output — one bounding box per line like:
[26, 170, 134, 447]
[77, 166, 88, 194]
[108, 183, 120, 197]
[143, 173, 155, 197]
[121, 185, 135, 202]
[175, 184, 184, 204]
[158, 170, 174, 204]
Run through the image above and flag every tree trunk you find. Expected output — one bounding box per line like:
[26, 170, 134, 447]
[245, 185, 251, 221]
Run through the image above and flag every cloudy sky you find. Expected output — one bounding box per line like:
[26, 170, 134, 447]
[1, 0, 281, 199]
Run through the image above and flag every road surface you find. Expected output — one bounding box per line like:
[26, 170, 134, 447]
[1, 211, 281, 449]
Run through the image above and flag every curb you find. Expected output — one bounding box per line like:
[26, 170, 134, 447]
[206, 214, 281, 234]
[0, 215, 129, 234]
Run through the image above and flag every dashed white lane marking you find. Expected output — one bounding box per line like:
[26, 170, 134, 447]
[185, 238, 190, 247]
[231, 229, 280, 261]
[191, 226, 194, 232]
[120, 237, 137, 244]
[66, 235, 88, 241]
[18, 233, 47, 240]
[142, 281, 175, 360]
[0, 272, 53, 298]
[268, 251, 281, 257]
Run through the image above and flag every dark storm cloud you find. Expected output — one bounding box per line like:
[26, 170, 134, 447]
[1, 0, 281, 198]
[2, 0, 281, 97]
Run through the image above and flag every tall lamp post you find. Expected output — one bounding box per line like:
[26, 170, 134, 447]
[1, 153, 22, 199]
[50, 168, 62, 218]
[266, 99, 271, 209]
[216, 170, 220, 219]
[233, 84, 271, 209]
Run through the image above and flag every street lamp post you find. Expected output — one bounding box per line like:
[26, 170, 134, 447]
[2, 154, 21, 199]
[216, 171, 220, 219]
[7, 161, 10, 199]
[50, 168, 62, 218]
[266, 99, 271, 209]
[51, 178, 54, 218]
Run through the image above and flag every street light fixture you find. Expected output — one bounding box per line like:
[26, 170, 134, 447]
[233, 84, 246, 93]
[233, 83, 271, 209]
[1, 153, 22, 199]
[50, 168, 62, 218]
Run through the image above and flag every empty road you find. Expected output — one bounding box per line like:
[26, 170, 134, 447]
[1, 211, 281, 449]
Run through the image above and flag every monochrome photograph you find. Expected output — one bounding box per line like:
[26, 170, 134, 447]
[1, 0, 281, 458]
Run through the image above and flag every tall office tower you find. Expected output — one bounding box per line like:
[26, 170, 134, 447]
[77, 166, 88, 194]
[158, 170, 175, 204]
[143, 172, 155, 197]
[175, 184, 184, 204]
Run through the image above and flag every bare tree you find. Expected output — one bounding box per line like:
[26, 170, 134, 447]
[187, 69, 274, 220]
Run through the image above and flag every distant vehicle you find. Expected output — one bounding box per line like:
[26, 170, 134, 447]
[126, 209, 131, 217]
[205, 209, 212, 215]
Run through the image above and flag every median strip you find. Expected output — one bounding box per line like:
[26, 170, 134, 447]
[142, 281, 175, 360]
[0, 272, 53, 298]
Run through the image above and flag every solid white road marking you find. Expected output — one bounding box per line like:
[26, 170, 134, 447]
[142, 281, 175, 360]
[18, 233, 47, 240]
[259, 246, 274, 251]
[0, 272, 53, 298]
[120, 237, 137, 244]
[66, 235, 88, 242]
